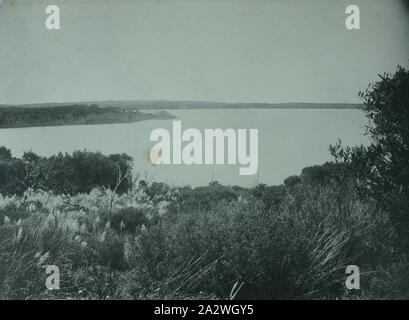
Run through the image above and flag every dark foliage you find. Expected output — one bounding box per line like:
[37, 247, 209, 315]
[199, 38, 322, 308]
[0, 149, 133, 195]
[110, 207, 147, 234]
[169, 181, 244, 213]
[301, 162, 353, 186]
[284, 175, 301, 188]
[250, 184, 286, 211]
[331, 66, 409, 244]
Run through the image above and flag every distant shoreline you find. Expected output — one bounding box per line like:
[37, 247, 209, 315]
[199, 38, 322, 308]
[0, 105, 174, 129]
[137, 104, 359, 110]
[0, 101, 359, 129]
[0, 101, 360, 110]
[135, 102, 359, 110]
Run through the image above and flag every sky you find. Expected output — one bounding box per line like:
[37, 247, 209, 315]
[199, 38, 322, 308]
[0, 0, 408, 105]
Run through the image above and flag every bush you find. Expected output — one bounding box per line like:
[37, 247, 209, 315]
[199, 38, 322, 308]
[131, 183, 393, 299]
[330, 66, 409, 245]
[0, 147, 404, 299]
[110, 207, 147, 234]
[284, 175, 301, 188]
[0, 149, 133, 196]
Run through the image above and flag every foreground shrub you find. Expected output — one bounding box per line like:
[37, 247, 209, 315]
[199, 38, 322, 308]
[0, 180, 402, 300]
[129, 182, 394, 299]
[110, 208, 147, 234]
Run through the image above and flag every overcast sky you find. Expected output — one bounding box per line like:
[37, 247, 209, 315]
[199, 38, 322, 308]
[0, 0, 408, 105]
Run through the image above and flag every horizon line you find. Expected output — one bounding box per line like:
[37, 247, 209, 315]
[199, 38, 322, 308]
[0, 99, 362, 107]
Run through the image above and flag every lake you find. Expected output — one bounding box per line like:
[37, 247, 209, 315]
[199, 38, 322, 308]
[0, 109, 370, 187]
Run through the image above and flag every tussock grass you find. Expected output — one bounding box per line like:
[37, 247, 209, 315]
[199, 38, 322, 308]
[0, 181, 403, 299]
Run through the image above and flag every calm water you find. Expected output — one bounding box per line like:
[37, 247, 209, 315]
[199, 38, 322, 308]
[0, 109, 369, 187]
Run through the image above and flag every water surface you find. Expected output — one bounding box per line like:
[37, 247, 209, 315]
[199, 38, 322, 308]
[0, 109, 369, 187]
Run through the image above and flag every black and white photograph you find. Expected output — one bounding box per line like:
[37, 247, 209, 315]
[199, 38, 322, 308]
[0, 0, 409, 304]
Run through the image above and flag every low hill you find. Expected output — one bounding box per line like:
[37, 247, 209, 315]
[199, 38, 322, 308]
[0, 100, 360, 110]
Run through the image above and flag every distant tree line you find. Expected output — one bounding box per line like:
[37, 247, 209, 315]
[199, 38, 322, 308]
[0, 104, 171, 128]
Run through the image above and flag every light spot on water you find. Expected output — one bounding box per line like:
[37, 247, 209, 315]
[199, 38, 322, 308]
[146, 147, 158, 167]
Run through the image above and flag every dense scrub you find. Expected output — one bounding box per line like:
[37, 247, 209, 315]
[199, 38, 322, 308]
[0, 174, 405, 300]
[0, 148, 133, 196]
